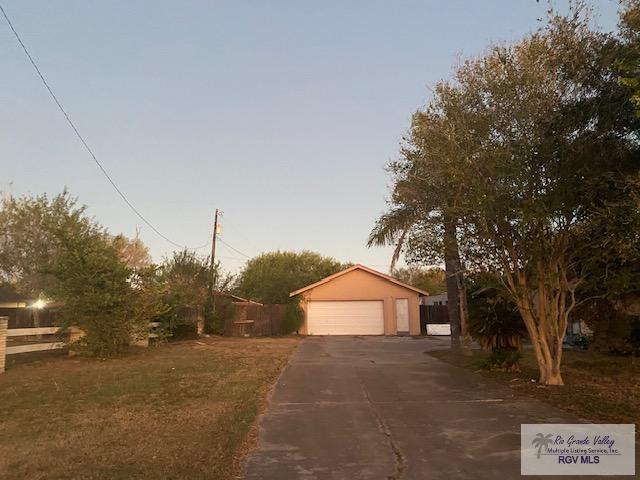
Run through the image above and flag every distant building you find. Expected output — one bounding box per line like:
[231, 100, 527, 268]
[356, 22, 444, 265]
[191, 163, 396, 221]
[0, 285, 58, 328]
[422, 293, 447, 306]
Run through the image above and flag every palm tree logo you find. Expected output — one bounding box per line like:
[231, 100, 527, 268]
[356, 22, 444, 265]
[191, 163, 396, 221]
[532, 433, 554, 459]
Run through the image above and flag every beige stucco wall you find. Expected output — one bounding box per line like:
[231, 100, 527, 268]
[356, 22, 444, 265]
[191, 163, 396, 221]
[297, 269, 422, 335]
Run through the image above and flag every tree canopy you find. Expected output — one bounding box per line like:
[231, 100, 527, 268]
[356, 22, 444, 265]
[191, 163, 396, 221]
[372, 5, 640, 384]
[0, 191, 167, 355]
[391, 266, 446, 295]
[0, 191, 98, 297]
[234, 251, 349, 304]
[619, 0, 640, 114]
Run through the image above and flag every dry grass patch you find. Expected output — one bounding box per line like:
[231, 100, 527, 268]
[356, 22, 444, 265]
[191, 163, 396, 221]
[428, 348, 639, 428]
[0, 336, 299, 480]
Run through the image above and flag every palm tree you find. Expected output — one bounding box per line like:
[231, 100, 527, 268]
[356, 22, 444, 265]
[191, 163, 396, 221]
[367, 206, 415, 271]
[532, 433, 554, 459]
[367, 141, 467, 348]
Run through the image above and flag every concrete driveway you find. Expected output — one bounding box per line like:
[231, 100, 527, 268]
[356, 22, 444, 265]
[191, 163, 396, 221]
[242, 336, 579, 479]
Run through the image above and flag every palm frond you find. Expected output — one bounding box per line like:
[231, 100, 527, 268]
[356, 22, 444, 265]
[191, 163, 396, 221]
[367, 207, 416, 247]
[368, 206, 420, 271]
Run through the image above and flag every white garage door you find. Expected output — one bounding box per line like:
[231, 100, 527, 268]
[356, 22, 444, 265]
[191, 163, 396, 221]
[307, 301, 384, 335]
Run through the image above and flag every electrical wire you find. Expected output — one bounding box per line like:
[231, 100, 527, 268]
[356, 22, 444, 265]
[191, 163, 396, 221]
[190, 239, 246, 260]
[217, 237, 251, 258]
[219, 256, 248, 261]
[220, 217, 263, 252]
[2, 4, 261, 261]
[0, 4, 206, 251]
[192, 241, 212, 250]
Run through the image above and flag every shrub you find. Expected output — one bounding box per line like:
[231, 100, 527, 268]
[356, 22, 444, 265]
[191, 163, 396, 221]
[157, 250, 234, 337]
[468, 289, 527, 350]
[205, 295, 233, 335]
[51, 230, 143, 357]
[570, 334, 593, 350]
[282, 300, 304, 334]
[157, 250, 209, 334]
[573, 298, 636, 355]
[468, 281, 527, 371]
[480, 348, 522, 372]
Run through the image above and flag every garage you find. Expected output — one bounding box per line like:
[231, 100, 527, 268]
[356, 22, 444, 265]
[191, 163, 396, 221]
[307, 300, 384, 335]
[290, 264, 428, 336]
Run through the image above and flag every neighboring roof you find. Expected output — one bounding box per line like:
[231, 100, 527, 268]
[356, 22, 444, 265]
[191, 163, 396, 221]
[427, 293, 448, 300]
[289, 264, 429, 297]
[212, 291, 263, 305]
[0, 285, 29, 303]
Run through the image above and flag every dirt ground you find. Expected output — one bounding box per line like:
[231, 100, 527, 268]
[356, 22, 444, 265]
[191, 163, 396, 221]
[0, 336, 299, 480]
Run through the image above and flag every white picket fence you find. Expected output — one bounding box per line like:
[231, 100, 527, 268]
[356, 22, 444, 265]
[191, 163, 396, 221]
[0, 316, 161, 373]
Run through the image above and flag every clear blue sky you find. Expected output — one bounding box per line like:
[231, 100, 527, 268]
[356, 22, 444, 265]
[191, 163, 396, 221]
[1, 1, 621, 272]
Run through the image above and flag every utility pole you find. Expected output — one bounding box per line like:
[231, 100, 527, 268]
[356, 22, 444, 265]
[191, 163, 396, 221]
[209, 209, 221, 324]
[210, 208, 220, 293]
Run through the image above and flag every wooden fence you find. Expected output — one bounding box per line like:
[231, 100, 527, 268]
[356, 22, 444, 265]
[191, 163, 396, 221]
[0, 316, 161, 373]
[6, 326, 66, 354]
[419, 305, 451, 335]
[224, 303, 288, 337]
[0, 316, 71, 373]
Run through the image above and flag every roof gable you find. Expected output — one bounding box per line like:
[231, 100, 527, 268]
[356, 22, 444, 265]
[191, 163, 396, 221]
[289, 264, 429, 297]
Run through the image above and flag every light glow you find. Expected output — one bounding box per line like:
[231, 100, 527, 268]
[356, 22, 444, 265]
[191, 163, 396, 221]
[31, 299, 47, 309]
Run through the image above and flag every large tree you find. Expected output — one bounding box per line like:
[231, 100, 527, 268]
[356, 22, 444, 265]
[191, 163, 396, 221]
[368, 100, 471, 350]
[0, 191, 155, 294]
[0, 191, 96, 297]
[439, 11, 636, 384]
[0, 191, 163, 355]
[374, 6, 640, 385]
[619, 0, 640, 114]
[111, 232, 152, 273]
[235, 251, 348, 304]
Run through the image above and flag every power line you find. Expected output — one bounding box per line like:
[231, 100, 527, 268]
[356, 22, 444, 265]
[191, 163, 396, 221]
[217, 237, 251, 258]
[192, 241, 212, 250]
[221, 217, 262, 252]
[0, 4, 205, 251]
[209, 211, 253, 261]
[218, 255, 248, 261]
[175, 238, 245, 261]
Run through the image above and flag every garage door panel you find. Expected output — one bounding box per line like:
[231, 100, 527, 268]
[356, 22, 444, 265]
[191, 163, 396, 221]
[307, 301, 384, 335]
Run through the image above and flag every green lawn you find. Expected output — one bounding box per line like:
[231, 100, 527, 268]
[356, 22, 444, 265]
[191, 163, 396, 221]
[0, 337, 299, 480]
[428, 348, 640, 428]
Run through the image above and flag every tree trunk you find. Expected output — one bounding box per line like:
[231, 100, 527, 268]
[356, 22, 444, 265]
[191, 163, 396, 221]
[458, 277, 472, 355]
[443, 217, 461, 349]
[516, 294, 566, 386]
[450, 240, 471, 354]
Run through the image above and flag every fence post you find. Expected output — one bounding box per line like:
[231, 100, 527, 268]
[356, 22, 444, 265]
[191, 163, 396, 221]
[0, 317, 8, 373]
[67, 326, 85, 356]
[132, 329, 150, 347]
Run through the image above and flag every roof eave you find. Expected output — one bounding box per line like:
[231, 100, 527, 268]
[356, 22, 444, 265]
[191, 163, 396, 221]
[289, 264, 429, 297]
